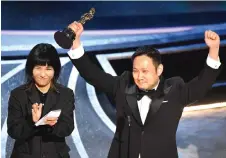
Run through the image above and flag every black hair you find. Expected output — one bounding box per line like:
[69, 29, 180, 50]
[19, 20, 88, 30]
[25, 43, 61, 85]
[131, 46, 162, 68]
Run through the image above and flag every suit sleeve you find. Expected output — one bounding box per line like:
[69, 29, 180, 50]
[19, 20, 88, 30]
[69, 52, 119, 97]
[179, 63, 222, 106]
[7, 91, 36, 140]
[49, 89, 75, 137]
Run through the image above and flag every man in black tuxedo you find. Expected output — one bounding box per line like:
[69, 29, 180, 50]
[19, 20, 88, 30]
[67, 22, 221, 158]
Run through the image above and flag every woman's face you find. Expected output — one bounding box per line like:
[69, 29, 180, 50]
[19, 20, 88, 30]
[32, 64, 55, 88]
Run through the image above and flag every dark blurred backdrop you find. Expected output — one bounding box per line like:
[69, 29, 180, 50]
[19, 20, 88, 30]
[2, 1, 226, 30]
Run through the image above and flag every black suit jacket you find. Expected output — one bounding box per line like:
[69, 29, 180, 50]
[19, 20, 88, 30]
[70, 53, 221, 158]
[7, 83, 75, 158]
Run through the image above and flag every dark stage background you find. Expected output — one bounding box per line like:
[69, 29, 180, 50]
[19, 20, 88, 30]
[1, 1, 226, 158]
[2, 1, 226, 30]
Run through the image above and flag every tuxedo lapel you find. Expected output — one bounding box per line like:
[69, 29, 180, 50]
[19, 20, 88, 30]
[150, 85, 172, 115]
[144, 78, 172, 126]
[126, 94, 143, 126]
[125, 84, 143, 126]
[143, 96, 164, 126]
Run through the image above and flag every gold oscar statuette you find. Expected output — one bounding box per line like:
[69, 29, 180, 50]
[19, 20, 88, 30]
[54, 8, 95, 49]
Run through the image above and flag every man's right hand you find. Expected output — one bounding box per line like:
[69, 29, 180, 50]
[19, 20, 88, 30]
[32, 103, 43, 123]
[68, 21, 84, 50]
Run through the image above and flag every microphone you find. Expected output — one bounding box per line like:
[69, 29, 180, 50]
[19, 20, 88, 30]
[127, 116, 131, 158]
[127, 116, 131, 127]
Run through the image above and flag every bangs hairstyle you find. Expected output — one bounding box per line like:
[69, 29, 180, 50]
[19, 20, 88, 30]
[25, 43, 61, 84]
[131, 46, 162, 69]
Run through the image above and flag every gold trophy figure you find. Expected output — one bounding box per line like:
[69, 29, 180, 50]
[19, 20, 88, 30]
[54, 8, 95, 49]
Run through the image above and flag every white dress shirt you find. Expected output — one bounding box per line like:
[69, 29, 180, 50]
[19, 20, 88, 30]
[137, 83, 159, 125]
[137, 83, 159, 158]
[68, 44, 221, 158]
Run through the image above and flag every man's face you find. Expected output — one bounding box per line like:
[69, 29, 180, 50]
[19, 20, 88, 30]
[132, 55, 163, 90]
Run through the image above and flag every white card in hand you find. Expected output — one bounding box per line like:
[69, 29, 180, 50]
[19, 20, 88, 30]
[35, 109, 61, 126]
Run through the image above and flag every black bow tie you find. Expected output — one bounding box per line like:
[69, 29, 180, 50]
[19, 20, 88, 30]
[136, 89, 156, 101]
